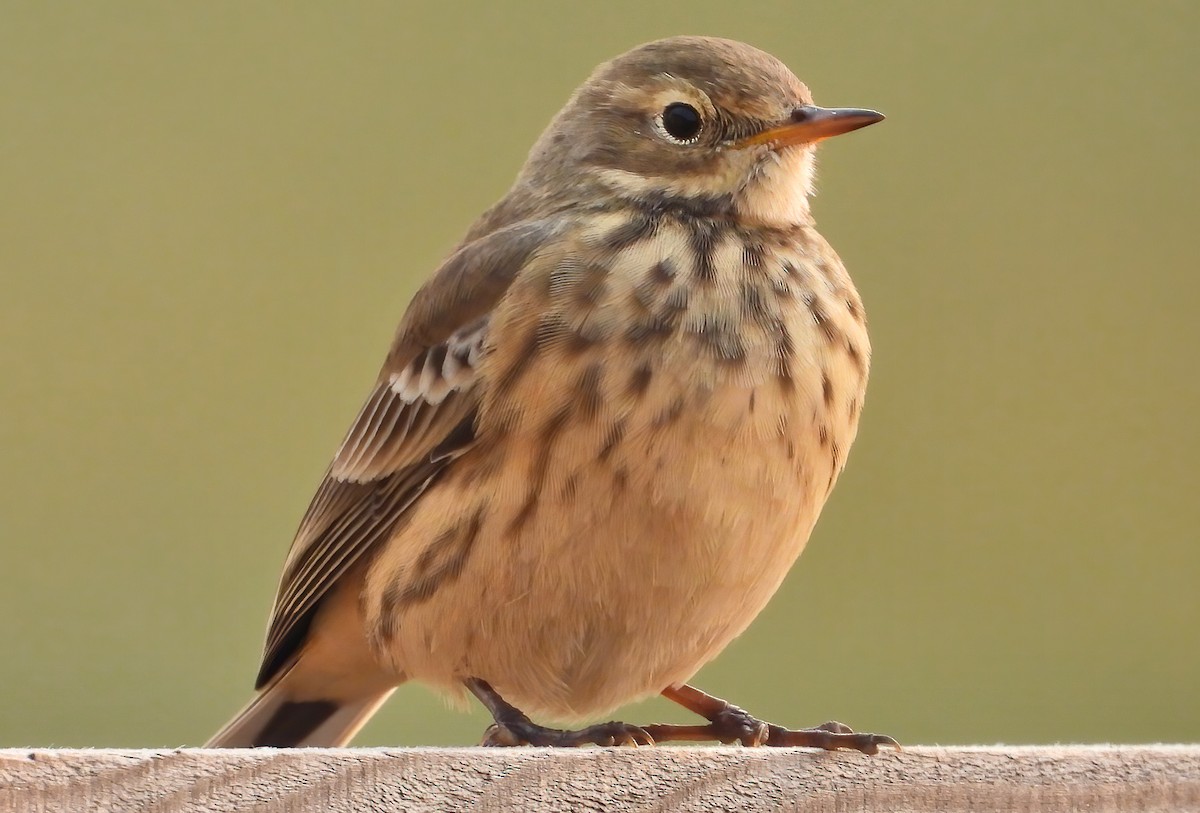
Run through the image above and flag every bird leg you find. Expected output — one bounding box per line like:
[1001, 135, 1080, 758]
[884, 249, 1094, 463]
[641, 683, 900, 755]
[466, 678, 655, 747]
[466, 679, 896, 753]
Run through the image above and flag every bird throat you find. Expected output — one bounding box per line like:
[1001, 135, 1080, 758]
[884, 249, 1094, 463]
[734, 147, 816, 229]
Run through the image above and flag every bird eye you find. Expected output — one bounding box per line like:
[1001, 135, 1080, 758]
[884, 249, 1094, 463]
[659, 102, 702, 142]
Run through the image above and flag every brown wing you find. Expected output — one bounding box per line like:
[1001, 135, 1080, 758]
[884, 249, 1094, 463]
[255, 218, 564, 688]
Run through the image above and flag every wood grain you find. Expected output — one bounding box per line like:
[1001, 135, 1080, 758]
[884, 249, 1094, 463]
[3, 746, 1199, 812]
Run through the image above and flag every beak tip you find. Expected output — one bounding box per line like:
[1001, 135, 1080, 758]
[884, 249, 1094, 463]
[828, 107, 886, 128]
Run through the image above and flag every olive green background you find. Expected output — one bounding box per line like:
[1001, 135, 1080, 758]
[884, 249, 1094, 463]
[2, 2, 1196, 748]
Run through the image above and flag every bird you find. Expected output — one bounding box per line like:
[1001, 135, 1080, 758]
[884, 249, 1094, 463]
[207, 35, 892, 753]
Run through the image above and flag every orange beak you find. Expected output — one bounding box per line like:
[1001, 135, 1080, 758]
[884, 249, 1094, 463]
[741, 105, 885, 149]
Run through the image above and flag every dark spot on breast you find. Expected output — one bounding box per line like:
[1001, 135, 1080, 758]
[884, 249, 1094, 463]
[626, 286, 687, 344]
[572, 262, 610, 307]
[818, 423, 830, 447]
[691, 314, 747, 364]
[808, 299, 841, 344]
[414, 527, 452, 578]
[652, 395, 686, 428]
[576, 363, 604, 421]
[508, 494, 538, 536]
[742, 241, 766, 268]
[845, 340, 868, 375]
[632, 260, 679, 315]
[599, 418, 627, 462]
[740, 280, 770, 322]
[821, 371, 835, 407]
[507, 405, 573, 536]
[560, 472, 580, 502]
[613, 466, 629, 492]
[772, 319, 797, 394]
[493, 328, 540, 395]
[564, 326, 600, 355]
[604, 212, 659, 249]
[826, 441, 845, 495]
[625, 311, 674, 344]
[688, 220, 721, 283]
[538, 406, 572, 456]
[548, 311, 604, 358]
[387, 508, 485, 610]
[775, 360, 796, 394]
[628, 363, 653, 398]
[846, 296, 863, 322]
[650, 258, 676, 284]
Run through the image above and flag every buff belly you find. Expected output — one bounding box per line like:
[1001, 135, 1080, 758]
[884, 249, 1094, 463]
[362, 373, 836, 721]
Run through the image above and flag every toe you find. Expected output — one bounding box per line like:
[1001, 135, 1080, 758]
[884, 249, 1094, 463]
[764, 722, 900, 754]
[592, 722, 655, 747]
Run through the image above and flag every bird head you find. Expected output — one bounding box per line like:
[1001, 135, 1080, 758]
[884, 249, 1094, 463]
[515, 36, 883, 229]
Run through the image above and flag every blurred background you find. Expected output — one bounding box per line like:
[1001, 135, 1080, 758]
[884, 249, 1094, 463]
[2, 1, 1197, 748]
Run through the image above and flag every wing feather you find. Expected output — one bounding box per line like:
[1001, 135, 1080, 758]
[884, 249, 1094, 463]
[253, 218, 564, 688]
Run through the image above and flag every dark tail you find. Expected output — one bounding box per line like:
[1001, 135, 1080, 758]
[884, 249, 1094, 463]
[206, 662, 394, 747]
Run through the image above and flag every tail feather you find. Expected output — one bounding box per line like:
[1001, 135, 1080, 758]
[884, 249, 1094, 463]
[206, 662, 395, 747]
[206, 686, 394, 747]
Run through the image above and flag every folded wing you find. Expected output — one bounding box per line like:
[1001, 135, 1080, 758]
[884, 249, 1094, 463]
[255, 218, 564, 688]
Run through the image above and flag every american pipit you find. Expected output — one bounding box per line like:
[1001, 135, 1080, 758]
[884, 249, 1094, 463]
[208, 36, 890, 752]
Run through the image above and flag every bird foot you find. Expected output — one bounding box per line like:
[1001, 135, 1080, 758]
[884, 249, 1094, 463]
[467, 676, 654, 748]
[652, 684, 899, 754]
[466, 677, 897, 754]
[482, 719, 655, 747]
[642, 708, 897, 754]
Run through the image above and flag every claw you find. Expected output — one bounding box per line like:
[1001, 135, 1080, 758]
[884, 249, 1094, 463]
[612, 724, 655, 747]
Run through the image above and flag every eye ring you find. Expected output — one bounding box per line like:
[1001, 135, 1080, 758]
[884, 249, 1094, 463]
[657, 102, 703, 143]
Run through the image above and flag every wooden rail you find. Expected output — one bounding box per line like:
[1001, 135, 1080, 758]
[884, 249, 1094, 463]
[3, 746, 1198, 812]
